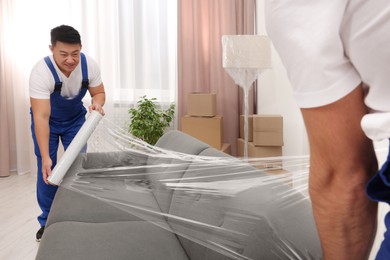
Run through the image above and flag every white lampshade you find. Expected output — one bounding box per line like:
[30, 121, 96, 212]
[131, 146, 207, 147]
[222, 35, 271, 69]
[222, 35, 271, 89]
[222, 35, 272, 159]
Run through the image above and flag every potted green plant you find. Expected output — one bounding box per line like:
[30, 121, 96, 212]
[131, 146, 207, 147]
[128, 95, 175, 145]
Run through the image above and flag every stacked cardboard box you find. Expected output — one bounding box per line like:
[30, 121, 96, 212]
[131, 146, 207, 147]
[237, 114, 284, 170]
[181, 93, 231, 154]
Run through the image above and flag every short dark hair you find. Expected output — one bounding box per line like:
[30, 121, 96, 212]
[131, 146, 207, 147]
[50, 25, 81, 45]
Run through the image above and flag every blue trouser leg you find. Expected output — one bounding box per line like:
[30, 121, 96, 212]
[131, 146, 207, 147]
[31, 110, 86, 227]
[376, 213, 390, 259]
[366, 140, 390, 259]
[36, 159, 58, 227]
[32, 124, 59, 227]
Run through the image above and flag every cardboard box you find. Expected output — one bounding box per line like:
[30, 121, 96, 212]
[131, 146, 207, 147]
[220, 143, 231, 155]
[239, 115, 253, 141]
[264, 168, 289, 175]
[237, 138, 282, 158]
[249, 157, 283, 170]
[253, 132, 283, 146]
[253, 115, 283, 146]
[264, 169, 293, 187]
[188, 93, 217, 117]
[253, 115, 283, 132]
[181, 115, 223, 149]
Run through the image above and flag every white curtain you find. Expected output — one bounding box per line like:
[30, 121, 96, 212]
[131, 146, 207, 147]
[0, 0, 177, 175]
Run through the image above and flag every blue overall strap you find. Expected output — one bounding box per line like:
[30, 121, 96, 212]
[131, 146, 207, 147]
[80, 53, 89, 89]
[44, 56, 62, 92]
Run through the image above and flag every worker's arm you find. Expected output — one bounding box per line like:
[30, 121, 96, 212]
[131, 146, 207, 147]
[30, 98, 52, 184]
[301, 84, 378, 259]
[88, 83, 106, 115]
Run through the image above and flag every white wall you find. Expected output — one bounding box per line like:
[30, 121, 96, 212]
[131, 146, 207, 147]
[255, 1, 309, 157]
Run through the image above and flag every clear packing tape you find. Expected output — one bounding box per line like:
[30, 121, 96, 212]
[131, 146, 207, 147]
[52, 116, 323, 260]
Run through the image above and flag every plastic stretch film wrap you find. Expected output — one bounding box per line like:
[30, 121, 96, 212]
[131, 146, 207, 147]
[41, 118, 323, 260]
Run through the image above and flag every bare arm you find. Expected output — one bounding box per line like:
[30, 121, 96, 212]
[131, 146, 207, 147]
[301, 84, 378, 259]
[30, 98, 52, 184]
[88, 83, 106, 115]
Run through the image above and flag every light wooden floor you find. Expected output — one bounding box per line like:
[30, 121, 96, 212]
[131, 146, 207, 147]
[0, 173, 40, 260]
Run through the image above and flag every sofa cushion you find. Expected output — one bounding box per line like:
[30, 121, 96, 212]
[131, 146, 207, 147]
[46, 187, 143, 228]
[81, 151, 148, 169]
[166, 147, 321, 259]
[47, 153, 166, 227]
[218, 185, 322, 259]
[36, 221, 189, 260]
[165, 148, 253, 259]
[153, 130, 210, 154]
[146, 130, 210, 213]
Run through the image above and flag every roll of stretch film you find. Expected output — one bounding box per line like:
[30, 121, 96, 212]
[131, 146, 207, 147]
[48, 110, 103, 185]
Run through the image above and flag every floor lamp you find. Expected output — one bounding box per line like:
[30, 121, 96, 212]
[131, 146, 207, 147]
[222, 35, 271, 159]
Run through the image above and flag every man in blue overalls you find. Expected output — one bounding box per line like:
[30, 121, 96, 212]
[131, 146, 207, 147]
[29, 25, 105, 241]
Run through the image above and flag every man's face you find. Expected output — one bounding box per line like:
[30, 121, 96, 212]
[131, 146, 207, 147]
[49, 41, 82, 77]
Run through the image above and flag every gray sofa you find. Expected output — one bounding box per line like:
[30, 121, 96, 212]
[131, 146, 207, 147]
[36, 130, 322, 260]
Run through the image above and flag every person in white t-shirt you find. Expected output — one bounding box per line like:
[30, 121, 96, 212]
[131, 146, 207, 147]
[265, 1, 390, 259]
[29, 25, 105, 242]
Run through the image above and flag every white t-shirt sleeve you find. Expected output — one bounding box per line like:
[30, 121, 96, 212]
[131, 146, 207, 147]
[29, 60, 54, 99]
[265, 0, 361, 108]
[86, 55, 103, 88]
